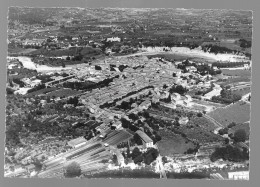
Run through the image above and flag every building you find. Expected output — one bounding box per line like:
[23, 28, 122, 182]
[135, 130, 153, 149]
[183, 100, 193, 107]
[243, 64, 250, 70]
[178, 117, 189, 125]
[107, 37, 121, 42]
[228, 171, 249, 180]
[186, 66, 197, 72]
[212, 66, 219, 71]
[184, 95, 192, 102]
[67, 137, 87, 148]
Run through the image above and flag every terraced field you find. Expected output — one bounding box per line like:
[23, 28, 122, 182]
[208, 101, 250, 126]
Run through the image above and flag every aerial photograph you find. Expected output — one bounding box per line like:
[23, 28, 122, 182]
[5, 7, 252, 180]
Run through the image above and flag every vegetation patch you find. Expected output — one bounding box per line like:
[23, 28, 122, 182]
[157, 130, 197, 156]
[208, 101, 250, 126]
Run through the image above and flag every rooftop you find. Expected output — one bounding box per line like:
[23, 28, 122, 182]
[136, 130, 153, 143]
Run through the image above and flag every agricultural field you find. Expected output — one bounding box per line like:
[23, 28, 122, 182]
[46, 88, 82, 98]
[221, 69, 251, 77]
[26, 87, 59, 97]
[8, 47, 38, 55]
[217, 77, 251, 86]
[232, 87, 251, 97]
[29, 46, 102, 57]
[201, 39, 251, 53]
[176, 117, 224, 143]
[157, 130, 197, 156]
[208, 101, 250, 126]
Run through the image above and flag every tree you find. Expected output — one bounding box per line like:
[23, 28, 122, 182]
[162, 156, 168, 164]
[224, 138, 229, 144]
[131, 147, 142, 160]
[233, 129, 247, 142]
[133, 133, 143, 145]
[197, 112, 203, 117]
[227, 122, 237, 128]
[133, 154, 143, 164]
[64, 162, 81, 178]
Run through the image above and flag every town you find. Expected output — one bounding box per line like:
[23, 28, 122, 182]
[5, 7, 251, 180]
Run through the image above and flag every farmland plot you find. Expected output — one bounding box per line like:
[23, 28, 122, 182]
[208, 101, 250, 126]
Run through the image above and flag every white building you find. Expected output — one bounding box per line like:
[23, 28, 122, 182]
[186, 66, 197, 72]
[228, 171, 249, 180]
[107, 37, 121, 42]
[67, 137, 87, 148]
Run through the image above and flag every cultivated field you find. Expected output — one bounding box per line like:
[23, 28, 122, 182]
[221, 69, 251, 77]
[208, 101, 250, 126]
[232, 87, 251, 97]
[157, 130, 197, 156]
[177, 117, 224, 143]
[46, 88, 82, 98]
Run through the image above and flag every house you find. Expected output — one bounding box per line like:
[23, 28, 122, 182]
[171, 93, 181, 100]
[139, 100, 151, 110]
[135, 130, 153, 149]
[186, 66, 197, 72]
[212, 66, 219, 71]
[243, 64, 250, 70]
[183, 100, 193, 107]
[184, 95, 192, 102]
[112, 121, 122, 129]
[67, 137, 87, 148]
[107, 37, 121, 42]
[178, 117, 189, 125]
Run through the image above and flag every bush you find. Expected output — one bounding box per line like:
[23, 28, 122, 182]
[210, 145, 249, 162]
[197, 113, 203, 117]
[131, 147, 142, 160]
[218, 128, 229, 135]
[227, 122, 237, 128]
[64, 162, 81, 178]
[233, 129, 247, 142]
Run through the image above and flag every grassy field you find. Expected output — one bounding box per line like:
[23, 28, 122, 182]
[221, 69, 251, 77]
[177, 117, 224, 143]
[46, 88, 82, 98]
[8, 47, 38, 55]
[218, 77, 251, 86]
[208, 101, 250, 126]
[146, 53, 216, 63]
[29, 46, 102, 57]
[232, 87, 251, 96]
[157, 130, 197, 156]
[85, 167, 160, 179]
